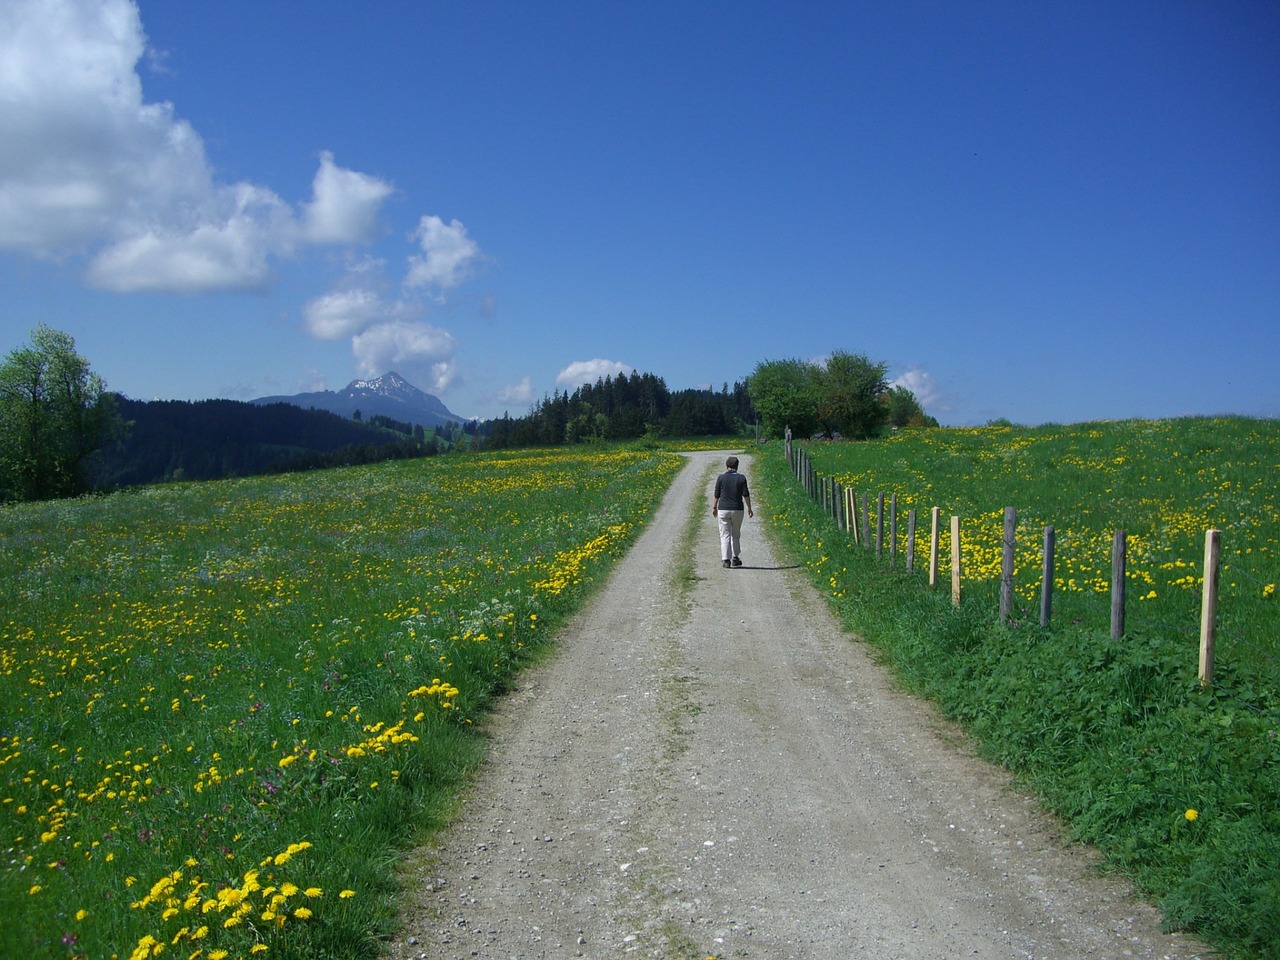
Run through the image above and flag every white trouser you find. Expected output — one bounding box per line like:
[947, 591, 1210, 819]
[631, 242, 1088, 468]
[718, 509, 744, 561]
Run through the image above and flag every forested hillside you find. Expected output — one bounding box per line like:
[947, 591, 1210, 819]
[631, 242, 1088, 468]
[90, 396, 444, 488]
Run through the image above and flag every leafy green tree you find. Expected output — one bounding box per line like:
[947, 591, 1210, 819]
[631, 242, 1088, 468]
[564, 403, 608, 444]
[0, 325, 125, 501]
[747, 358, 821, 439]
[814, 350, 888, 439]
[883, 384, 938, 428]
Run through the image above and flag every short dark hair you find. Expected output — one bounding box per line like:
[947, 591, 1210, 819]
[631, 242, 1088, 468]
[726, 456, 739, 469]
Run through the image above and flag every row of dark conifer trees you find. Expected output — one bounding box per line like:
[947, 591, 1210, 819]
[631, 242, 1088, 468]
[480, 372, 755, 448]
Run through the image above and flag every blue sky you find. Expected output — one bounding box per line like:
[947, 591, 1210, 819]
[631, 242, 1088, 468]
[2, 0, 1277, 425]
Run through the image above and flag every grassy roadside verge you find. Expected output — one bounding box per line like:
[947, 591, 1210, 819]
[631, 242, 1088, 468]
[755, 443, 1279, 960]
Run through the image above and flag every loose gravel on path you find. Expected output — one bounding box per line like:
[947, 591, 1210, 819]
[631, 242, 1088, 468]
[388, 451, 1210, 960]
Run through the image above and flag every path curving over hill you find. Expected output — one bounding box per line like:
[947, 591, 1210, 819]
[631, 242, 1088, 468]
[388, 451, 1208, 960]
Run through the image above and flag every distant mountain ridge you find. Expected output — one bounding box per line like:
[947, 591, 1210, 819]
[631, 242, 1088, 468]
[252, 372, 464, 429]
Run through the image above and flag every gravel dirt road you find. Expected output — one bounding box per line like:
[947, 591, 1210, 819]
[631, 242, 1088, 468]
[388, 451, 1210, 960]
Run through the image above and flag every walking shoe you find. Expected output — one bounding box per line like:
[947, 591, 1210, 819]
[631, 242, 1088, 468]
[731, 557, 743, 567]
[723, 559, 731, 568]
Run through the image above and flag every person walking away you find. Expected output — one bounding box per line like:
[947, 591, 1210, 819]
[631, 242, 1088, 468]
[712, 456, 753, 568]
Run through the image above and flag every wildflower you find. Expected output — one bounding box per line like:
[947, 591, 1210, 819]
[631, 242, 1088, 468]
[293, 906, 313, 919]
[339, 889, 355, 899]
[1185, 808, 1199, 822]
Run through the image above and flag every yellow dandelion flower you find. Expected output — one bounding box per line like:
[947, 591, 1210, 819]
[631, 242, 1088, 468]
[1185, 808, 1199, 821]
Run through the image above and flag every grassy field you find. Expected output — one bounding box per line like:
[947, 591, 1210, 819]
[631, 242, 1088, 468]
[759, 416, 1279, 960]
[0, 448, 683, 960]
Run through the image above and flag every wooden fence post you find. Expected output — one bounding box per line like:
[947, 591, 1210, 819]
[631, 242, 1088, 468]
[929, 507, 940, 588]
[1111, 530, 1127, 640]
[1000, 507, 1016, 623]
[876, 493, 885, 559]
[906, 509, 917, 573]
[950, 515, 962, 607]
[1040, 526, 1055, 628]
[860, 492, 871, 549]
[847, 488, 859, 543]
[889, 494, 899, 567]
[1200, 529, 1221, 687]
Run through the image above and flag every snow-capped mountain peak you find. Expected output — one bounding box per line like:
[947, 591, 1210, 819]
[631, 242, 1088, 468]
[251, 371, 461, 428]
[345, 372, 416, 399]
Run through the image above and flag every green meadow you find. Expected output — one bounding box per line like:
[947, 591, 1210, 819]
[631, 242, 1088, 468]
[762, 416, 1279, 960]
[0, 449, 682, 960]
[5, 418, 1278, 960]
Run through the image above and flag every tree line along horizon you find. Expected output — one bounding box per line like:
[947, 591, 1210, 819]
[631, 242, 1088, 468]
[0, 325, 936, 503]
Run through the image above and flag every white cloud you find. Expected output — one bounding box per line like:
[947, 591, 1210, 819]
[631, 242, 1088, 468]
[891, 365, 944, 412]
[303, 288, 391, 340]
[405, 215, 481, 291]
[497, 376, 535, 406]
[352, 319, 458, 392]
[302, 245, 479, 397]
[86, 182, 291, 292]
[0, 0, 392, 292]
[556, 359, 634, 387]
[302, 151, 393, 244]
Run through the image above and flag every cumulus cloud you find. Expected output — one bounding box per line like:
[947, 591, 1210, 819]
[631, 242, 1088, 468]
[891, 365, 944, 412]
[556, 359, 634, 387]
[405, 215, 481, 291]
[2, 0, 487, 398]
[302, 243, 478, 396]
[302, 152, 393, 244]
[85, 182, 295, 292]
[0, 0, 393, 291]
[497, 376, 536, 406]
[302, 287, 393, 340]
[352, 320, 458, 392]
